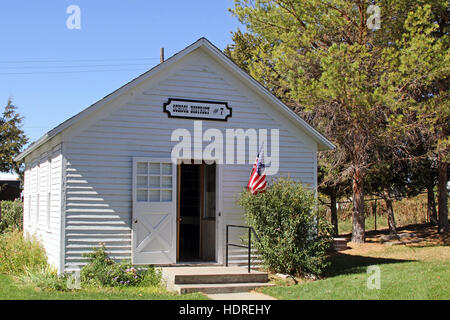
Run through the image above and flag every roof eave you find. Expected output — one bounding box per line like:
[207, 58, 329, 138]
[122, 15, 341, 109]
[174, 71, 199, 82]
[14, 133, 51, 162]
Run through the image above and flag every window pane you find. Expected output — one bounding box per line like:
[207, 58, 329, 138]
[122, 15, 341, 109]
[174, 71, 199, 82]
[161, 176, 172, 188]
[149, 163, 160, 175]
[149, 190, 160, 201]
[161, 190, 172, 202]
[137, 176, 147, 188]
[149, 176, 160, 188]
[137, 190, 147, 202]
[137, 162, 148, 175]
[161, 163, 172, 175]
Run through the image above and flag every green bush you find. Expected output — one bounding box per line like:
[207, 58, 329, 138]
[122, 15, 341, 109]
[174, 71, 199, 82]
[80, 244, 161, 287]
[18, 265, 73, 291]
[0, 200, 23, 232]
[0, 230, 48, 275]
[238, 178, 334, 276]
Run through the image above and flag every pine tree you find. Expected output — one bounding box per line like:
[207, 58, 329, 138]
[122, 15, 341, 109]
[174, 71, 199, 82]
[228, 0, 448, 241]
[382, 4, 449, 234]
[0, 99, 28, 177]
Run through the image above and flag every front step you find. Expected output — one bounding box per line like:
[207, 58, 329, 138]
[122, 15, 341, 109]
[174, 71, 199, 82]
[162, 266, 271, 294]
[173, 272, 268, 284]
[174, 282, 273, 294]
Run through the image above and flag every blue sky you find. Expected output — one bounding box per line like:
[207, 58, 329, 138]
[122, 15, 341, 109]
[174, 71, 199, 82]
[0, 0, 242, 145]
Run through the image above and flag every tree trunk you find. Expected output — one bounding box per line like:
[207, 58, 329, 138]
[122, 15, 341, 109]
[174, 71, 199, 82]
[372, 200, 377, 231]
[427, 183, 438, 225]
[384, 190, 397, 234]
[437, 156, 448, 234]
[351, 167, 365, 243]
[330, 189, 338, 236]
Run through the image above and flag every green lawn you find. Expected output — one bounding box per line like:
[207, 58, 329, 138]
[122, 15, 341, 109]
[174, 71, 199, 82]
[338, 215, 395, 234]
[0, 275, 208, 300]
[262, 245, 450, 300]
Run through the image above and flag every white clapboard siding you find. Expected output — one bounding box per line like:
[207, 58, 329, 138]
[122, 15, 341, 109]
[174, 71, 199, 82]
[61, 48, 318, 271]
[23, 145, 63, 271]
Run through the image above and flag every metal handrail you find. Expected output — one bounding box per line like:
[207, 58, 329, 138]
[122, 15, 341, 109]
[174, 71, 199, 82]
[225, 224, 259, 273]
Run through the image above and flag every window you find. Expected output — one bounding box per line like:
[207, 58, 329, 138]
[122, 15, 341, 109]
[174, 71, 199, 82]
[26, 169, 31, 221]
[47, 157, 52, 229]
[47, 192, 51, 228]
[28, 194, 31, 221]
[136, 162, 172, 202]
[36, 163, 40, 226]
[36, 194, 40, 225]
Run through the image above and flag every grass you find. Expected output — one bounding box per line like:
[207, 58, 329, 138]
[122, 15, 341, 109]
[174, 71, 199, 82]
[337, 213, 432, 235]
[0, 275, 209, 300]
[338, 214, 385, 234]
[262, 244, 450, 300]
[334, 193, 431, 235]
[0, 230, 209, 300]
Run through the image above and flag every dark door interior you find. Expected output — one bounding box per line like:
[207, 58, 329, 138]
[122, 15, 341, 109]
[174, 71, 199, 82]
[178, 162, 216, 262]
[179, 163, 201, 261]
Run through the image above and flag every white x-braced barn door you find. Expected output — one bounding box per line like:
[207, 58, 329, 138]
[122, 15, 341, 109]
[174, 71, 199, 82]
[132, 158, 176, 264]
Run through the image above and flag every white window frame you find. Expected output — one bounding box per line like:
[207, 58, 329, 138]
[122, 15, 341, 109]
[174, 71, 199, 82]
[135, 161, 173, 203]
[36, 162, 40, 226]
[46, 156, 52, 230]
[25, 167, 31, 222]
[28, 194, 31, 222]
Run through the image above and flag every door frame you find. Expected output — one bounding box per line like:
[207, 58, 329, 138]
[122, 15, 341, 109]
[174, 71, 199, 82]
[175, 158, 223, 263]
[214, 160, 224, 264]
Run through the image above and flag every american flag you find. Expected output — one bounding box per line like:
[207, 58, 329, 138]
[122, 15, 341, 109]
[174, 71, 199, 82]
[247, 147, 266, 194]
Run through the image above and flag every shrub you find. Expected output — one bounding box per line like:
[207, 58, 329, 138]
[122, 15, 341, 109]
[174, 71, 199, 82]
[238, 178, 334, 276]
[139, 265, 163, 287]
[18, 265, 73, 291]
[80, 244, 162, 287]
[0, 230, 48, 275]
[0, 200, 23, 232]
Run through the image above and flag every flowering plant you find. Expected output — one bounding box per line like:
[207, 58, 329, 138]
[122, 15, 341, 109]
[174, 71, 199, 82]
[81, 244, 161, 287]
[111, 264, 141, 287]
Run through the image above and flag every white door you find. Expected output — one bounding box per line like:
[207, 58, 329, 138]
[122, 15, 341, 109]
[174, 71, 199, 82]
[132, 158, 176, 264]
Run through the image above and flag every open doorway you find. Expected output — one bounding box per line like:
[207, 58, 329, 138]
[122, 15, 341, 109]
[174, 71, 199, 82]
[177, 161, 216, 262]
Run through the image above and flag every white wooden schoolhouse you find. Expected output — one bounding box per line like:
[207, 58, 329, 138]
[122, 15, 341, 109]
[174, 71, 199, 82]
[15, 38, 334, 273]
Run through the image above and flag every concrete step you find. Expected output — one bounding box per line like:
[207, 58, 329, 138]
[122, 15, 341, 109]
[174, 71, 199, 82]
[172, 272, 268, 284]
[332, 238, 349, 251]
[162, 266, 268, 284]
[162, 266, 271, 294]
[173, 282, 274, 294]
[208, 292, 277, 300]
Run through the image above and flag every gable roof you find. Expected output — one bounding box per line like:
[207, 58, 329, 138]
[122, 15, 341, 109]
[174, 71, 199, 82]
[15, 37, 334, 161]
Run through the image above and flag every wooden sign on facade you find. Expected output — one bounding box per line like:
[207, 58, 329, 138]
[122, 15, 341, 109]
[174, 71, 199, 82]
[163, 98, 232, 121]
